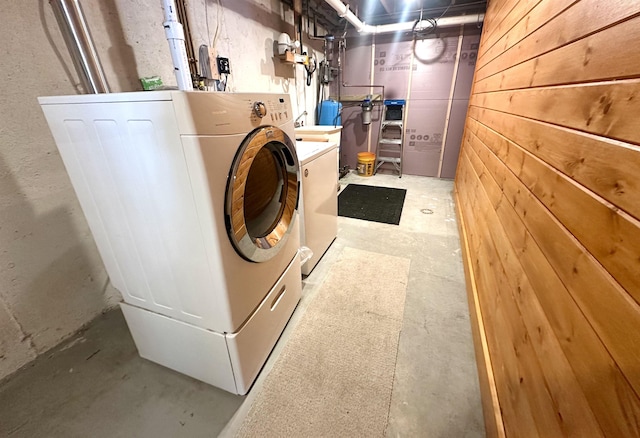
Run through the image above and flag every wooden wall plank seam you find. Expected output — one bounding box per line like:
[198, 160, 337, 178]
[477, 0, 521, 61]
[475, 13, 640, 93]
[461, 127, 640, 437]
[462, 140, 605, 437]
[456, 2, 640, 435]
[470, 79, 640, 147]
[478, 0, 539, 65]
[476, 1, 640, 84]
[469, 117, 640, 305]
[467, 106, 640, 222]
[457, 151, 542, 437]
[465, 123, 640, 404]
[476, 0, 578, 75]
[454, 186, 506, 438]
[476, 0, 544, 69]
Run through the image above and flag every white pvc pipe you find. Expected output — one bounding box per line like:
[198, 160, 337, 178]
[438, 14, 485, 27]
[324, 0, 366, 32]
[162, 0, 193, 91]
[324, 0, 484, 35]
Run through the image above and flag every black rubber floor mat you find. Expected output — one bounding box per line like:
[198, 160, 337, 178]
[338, 184, 407, 225]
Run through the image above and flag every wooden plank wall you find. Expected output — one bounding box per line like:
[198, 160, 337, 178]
[454, 1, 640, 436]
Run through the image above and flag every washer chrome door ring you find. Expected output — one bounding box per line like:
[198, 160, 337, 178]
[225, 126, 299, 262]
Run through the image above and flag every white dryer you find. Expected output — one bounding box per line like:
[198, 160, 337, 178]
[39, 91, 302, 394]
[296, 141, 338, 275]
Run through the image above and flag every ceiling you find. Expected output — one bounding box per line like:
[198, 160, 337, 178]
[283, 0, 487, 34]
[355, 0, 486, 25]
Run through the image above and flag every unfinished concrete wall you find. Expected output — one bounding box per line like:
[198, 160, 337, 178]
[0, 0, 322, 381]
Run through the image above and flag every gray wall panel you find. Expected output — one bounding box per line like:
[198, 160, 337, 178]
[341, 37, 373, 89]
[441, 99, 470, 179]
[373, 39, 413, 100]
[402, 99, 448, 177]
[453, 30, 481, 101]
[411, 36, 458, 100]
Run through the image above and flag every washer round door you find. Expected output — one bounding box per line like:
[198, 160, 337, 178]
[225, 126, 300, 262]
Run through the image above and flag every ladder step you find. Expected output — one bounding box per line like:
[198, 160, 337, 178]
[379, 138, 402, 145]
[382, 120, 403, 127]
[376, 156, 401, 164]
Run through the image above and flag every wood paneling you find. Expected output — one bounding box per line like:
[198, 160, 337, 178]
[476, 0, 576, 73]
[475, 14, 640, 93]
[476, 1, 640, 85]
[456, 1, 640, 436]
[476, 0, 543, 65]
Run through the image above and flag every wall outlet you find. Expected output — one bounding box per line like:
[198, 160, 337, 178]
[217, 57, 230, 74]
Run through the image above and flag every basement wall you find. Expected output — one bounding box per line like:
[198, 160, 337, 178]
[0, 0, 322, 381]
[337, 25, 481, 178]
[455, 0, 640, 436]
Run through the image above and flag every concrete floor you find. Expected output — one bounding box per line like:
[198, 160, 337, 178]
[0, 172, 484, 437]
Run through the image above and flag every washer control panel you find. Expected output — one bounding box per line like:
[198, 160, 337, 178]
[247, 96, 290, 124]
[174, 92, 294, 135]
[265, 97, 290, 123]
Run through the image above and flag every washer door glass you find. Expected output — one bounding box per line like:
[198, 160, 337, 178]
[225, 126, 299, 262]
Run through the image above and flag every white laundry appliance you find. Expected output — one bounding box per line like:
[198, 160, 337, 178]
[295, 141, 338, 275]
[38, 91, 303, 395]
[295, 125, 343, 170]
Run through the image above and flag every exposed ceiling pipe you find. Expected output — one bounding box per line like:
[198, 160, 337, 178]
[324, 0, 366, 32]
[324, 0, 484, 35]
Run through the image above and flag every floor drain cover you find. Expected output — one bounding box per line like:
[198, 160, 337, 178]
[421, 208, 434, 214]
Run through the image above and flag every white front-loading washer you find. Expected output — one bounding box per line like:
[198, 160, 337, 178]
[39, 91, 302, 394]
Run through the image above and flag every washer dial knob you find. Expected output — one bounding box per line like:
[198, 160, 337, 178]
[253, 101, 267, 118]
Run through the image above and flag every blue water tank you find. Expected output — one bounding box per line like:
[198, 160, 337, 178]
[318, 100, 342, 126]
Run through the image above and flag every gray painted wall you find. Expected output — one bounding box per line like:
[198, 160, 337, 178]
[0, 0, 323, 380]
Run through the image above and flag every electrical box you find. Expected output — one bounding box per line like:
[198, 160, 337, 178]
[217, 57, 231, 74]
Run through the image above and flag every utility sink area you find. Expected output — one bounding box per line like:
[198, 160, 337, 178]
[294, 125, 342, 143]
[294, 140, 338, 276]
[295, 140, 330, 163]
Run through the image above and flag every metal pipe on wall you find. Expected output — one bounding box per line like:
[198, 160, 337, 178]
[49, 0, 110, 93]
[324, 0, 366, 32]
[175, 0, 198, 79]
[339, 37, 385, 107]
